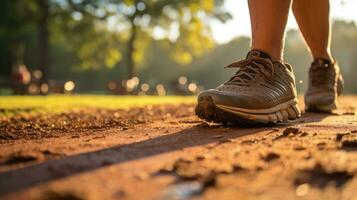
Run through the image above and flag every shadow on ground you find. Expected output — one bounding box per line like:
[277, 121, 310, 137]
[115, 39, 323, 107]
[0, 125, 271, 195]
[0, 110, 334, 196]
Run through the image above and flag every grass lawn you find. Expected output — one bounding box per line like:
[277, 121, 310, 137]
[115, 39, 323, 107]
[0, 95, 196, 116]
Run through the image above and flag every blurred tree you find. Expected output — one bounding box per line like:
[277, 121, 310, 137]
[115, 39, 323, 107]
[110, 0, 231, 78]
[0, 0, 38, 77]
[1, 0, 231, 86]
[0, 0, 53, 85]
[0, 0, 123, 85]
[38, 0, 50, 84]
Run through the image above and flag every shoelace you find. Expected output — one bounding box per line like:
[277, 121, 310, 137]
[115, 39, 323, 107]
[224, 57, 275, 86]
[310, 63, 330, 86]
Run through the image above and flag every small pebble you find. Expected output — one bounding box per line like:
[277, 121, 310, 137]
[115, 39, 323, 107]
[296, 183, 310, 196]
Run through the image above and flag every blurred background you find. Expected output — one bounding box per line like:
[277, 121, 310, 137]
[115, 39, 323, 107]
[0, 0, 356, 96]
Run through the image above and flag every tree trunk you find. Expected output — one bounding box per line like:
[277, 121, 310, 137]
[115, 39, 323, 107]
[38, 0, 50, 85]
[127, 14, 137, 79]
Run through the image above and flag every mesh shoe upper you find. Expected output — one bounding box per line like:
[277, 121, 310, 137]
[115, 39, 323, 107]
[305, 59, 343, 108]
[200, 50, 298, 110]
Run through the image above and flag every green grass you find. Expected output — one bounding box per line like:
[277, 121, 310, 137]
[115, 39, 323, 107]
[0, 95, 196, 116]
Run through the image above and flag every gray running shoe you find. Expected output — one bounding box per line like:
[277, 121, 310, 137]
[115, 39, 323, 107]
[304, 59, 344, 112]
[195, 50, 301, 125]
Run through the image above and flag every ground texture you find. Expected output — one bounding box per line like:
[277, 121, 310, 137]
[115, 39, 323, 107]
[1, 96, 357, 200]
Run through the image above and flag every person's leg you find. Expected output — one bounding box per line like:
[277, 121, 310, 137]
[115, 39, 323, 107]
[292, 0, 333, 61]
[248, 0, 292, 61]
[293, 0, 344, 112]
[195, 0, 301, 124]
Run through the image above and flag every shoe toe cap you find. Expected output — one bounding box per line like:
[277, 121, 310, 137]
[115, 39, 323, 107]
[197, 89, 262, 110]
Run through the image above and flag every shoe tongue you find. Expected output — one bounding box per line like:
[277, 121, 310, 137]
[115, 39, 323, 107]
[229, 50, 272, 84]
[246, 50, 272, 60]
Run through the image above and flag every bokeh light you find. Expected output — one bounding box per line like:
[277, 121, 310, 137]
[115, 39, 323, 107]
[64, 81, 75, 92]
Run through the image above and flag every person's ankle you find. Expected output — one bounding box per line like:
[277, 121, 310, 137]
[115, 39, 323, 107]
[249, 48, 281, 61]
[312, 58, 337, 68]
[251, 46, 283, 62]
[312, 51, 334, 63]
[248, 49, 272, 59]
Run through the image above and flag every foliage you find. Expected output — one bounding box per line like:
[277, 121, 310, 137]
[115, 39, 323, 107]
[1, 1, 357, 94]
[50, 0, 124, 70]
[106, 0, 231, 77]
[0, 0, 38, 71]
[0, 0, 231, 79]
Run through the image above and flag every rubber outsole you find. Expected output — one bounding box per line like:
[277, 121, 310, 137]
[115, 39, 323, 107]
[195, 95, 301, 125]
[305, 101, 338, 112]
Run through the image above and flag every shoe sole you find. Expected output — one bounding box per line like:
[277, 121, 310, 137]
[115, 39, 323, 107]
[305, 74, 343, 112]
[195, 96, 301, 125]
[305, 102, 338, 112]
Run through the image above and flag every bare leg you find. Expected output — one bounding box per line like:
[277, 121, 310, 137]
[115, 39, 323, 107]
[292, 0, 333, 61]
[248, 0, 292, 61]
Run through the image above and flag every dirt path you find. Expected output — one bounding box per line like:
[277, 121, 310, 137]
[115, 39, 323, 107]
[1, 97, 357, 200]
